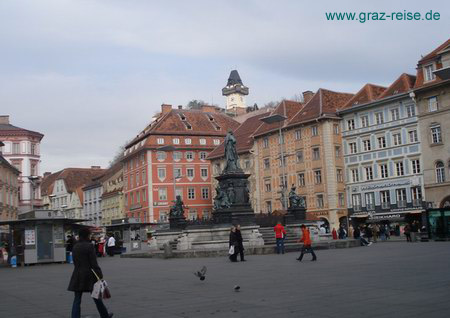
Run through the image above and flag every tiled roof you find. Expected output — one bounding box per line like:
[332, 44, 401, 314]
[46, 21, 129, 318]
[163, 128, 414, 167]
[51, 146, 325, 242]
[288, 89, 353, 126]
[208, 111, 271, 159]
[0, 123, 44, 139]
[417, 38, 450, 65]
[414, 38, 450, 89]
[252, 100, 304, 137]
[341, 84, 385, 110]
[98, 161, 123, 183]
[126, 109, 240, 149]
[378, 73, 416, 99]
[41, 168, 105, 197]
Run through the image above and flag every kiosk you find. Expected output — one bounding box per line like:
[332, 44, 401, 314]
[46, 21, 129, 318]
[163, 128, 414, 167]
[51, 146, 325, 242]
[105, 218, 150, 254]
[0, 210, 85, 266]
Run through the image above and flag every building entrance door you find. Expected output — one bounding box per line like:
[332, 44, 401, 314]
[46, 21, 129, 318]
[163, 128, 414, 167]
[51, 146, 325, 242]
[37, 224, 53, 261]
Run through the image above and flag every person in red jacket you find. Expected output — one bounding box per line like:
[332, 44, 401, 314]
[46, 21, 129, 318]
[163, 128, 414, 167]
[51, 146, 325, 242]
[273, 222, 287, 254]
[297, 224, 317, 262]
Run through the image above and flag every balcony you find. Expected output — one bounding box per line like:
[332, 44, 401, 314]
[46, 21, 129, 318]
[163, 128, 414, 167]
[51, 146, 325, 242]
[381, 202, 390, 209]
[413, 199, 423, 207]
[397, 200, 407, 208]
[366, 204, 375, 211]
[353, 205, 362, 212]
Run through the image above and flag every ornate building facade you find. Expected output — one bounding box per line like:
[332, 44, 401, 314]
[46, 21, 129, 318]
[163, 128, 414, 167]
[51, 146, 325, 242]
[339, 75, 425, 225]
[0, 116, 44, 212]
[0, 142, 20, 236]
[122, 104, 239, 223]
[414, 39, 450, 208]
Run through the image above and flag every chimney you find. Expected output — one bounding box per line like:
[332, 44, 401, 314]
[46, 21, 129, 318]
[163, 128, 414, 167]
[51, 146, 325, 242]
[161, 104, 172, 114]
[178, 105, 183, 110]
[0, 115, 10, 125]
[91, 166, 101, 170]
[43, 172, 51, 178]
[201, 105, 217, 113]
[302, 91, 314, 103]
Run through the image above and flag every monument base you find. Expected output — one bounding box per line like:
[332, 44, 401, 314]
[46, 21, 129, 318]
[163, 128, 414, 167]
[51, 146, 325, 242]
[213, 205, 255, 225]
[169, 216, 187, 230]
[284, 207, 306, 224]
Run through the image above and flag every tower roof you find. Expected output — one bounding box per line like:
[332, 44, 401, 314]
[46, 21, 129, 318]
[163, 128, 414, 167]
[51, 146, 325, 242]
[227, 70, 243, 86]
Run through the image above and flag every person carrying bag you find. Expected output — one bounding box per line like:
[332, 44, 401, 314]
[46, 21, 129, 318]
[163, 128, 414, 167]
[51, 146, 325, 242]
[68, 228, 113, 318]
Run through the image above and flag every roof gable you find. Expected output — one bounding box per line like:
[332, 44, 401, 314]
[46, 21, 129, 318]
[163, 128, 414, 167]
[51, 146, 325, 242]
[378, 73, 416, 99]
[288, 89, 353, 125]
[342, 84, 386, 109]
[253, 100, 304, 137]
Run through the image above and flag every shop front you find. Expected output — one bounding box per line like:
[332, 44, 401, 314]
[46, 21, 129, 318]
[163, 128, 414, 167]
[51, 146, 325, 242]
[426, 208, 450, 240]
[0, 210, 85, 266]
[105, 218, 151, 254]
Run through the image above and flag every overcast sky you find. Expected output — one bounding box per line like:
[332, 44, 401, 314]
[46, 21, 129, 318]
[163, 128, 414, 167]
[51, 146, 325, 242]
[1, 0, 448, 173]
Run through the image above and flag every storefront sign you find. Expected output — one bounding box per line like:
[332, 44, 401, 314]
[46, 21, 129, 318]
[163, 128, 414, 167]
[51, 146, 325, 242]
[25, 229, 36, 245]
[369, 213, 401, 220]
[361, 180, 411, 191]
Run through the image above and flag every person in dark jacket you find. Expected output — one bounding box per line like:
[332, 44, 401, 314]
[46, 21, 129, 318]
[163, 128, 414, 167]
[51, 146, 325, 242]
[68, 228, 113, 318]
[235, 224, 246, 261]
[228, 226, 239, 262]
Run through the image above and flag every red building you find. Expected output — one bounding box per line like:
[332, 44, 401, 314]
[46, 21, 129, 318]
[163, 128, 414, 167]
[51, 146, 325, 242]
[122, 104, 239, 223]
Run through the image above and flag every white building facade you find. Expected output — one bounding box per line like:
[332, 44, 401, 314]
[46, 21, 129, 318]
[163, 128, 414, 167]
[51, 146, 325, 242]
[0, 115, 44, 212]
[340, 75, 425, 225]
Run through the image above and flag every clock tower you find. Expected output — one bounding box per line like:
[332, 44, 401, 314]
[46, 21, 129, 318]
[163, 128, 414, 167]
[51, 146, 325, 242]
[222, 70, 249, 114]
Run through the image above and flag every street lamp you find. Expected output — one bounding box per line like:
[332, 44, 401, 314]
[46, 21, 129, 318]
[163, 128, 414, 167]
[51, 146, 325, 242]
[260, 114, 288, 210]
[28, 175, 40, 212]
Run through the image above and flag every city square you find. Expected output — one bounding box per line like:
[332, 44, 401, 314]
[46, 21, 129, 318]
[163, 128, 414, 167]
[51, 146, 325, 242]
[1, 242, 450, 318]
[1, 2, 450, 318]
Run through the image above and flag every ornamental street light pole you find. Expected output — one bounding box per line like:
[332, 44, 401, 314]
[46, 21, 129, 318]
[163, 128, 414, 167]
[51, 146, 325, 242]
[260, 114, 288, 210]
[28, 175, 40, 212]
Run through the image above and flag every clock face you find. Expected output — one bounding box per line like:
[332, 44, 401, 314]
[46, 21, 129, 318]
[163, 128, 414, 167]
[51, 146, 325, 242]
[230, 97, 234, 102]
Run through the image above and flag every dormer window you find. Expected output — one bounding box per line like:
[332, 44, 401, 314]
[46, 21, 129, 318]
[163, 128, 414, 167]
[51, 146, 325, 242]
[214, 125, 221, 131]
[178, 113, 187, 121]
[424, 64, 436, 82]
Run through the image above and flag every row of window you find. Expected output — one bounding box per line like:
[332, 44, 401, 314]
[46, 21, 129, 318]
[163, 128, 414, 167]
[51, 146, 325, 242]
[263, 146, 342, 169]
[349, 159, 421, 183]
[347, 130, 419, 154]
[261, 124, 340, 148]
[158, 209, 211, 222]
[0, 188, 18, 206]
[1, 142, 39, 155]
[156, 166, 209, 179]
[156, 187, 210, 201]
[346, 105, 416, 131]
[156, 137, 221, 146]
[124, 169, 147, 190]
[156, 151, 208, 161]
[265, 192, 343, 212]
[351, 187, 422, 211]
[264, 168, 342, 191]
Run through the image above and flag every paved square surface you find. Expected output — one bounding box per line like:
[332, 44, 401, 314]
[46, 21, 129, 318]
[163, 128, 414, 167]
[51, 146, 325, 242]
[1, 241, 450, 317]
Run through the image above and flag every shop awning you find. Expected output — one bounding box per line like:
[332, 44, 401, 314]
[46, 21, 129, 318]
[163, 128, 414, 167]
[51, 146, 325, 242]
[350, 214, 369, 218]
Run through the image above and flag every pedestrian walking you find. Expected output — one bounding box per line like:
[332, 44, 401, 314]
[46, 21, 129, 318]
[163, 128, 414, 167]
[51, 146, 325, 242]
[348, 224, 354, 239]
[297, 224, 317, 262]
[404, 224, 412, 242]
[228, 226, 239, 262]
[338, 226, 346, 239]
[68, 227, 113, 318]
[364, 225, 373, 242]
[107, 234, 115, 257]
[273, 222, 287, 254]
[235, 225, 246, 261]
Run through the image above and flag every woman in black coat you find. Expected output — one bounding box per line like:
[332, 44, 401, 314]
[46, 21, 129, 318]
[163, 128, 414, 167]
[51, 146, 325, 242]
[235, 224, 245, 261]
[229, 226, 239, 262]
[68, 228, 113, 318]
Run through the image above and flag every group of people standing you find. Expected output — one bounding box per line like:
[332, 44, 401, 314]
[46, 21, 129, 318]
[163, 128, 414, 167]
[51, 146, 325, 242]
[229, 222, 317, 262]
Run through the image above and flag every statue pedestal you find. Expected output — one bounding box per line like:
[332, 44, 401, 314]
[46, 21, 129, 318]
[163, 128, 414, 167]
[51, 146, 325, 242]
[284, 207, 306, 224]
[169, 216, 187, 230]
[212, 172, 255, 225]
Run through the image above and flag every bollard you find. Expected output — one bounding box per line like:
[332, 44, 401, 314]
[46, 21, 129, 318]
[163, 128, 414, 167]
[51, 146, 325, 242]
[10, 255, 17, 268]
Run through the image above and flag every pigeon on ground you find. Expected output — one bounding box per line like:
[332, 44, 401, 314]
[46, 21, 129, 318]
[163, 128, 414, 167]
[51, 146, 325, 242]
[194, 266, 207, 281]
[234, 285, 240, 292]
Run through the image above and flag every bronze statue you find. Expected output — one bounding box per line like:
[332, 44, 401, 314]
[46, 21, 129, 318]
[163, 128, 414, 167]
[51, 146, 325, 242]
[213, 185, 231, 210]
[170, 195, 184, 217]
[288, 184, 304, 208]
[227, 183, 236, 204]
[224, 130, 240, 172]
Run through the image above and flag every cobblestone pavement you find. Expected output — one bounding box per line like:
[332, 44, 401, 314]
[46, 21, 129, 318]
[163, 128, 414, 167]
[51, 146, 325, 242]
[1, 241, 450, 318]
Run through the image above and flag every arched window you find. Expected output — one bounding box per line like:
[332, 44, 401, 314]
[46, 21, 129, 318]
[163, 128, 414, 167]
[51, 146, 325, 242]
[436, 161, 445, 183]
